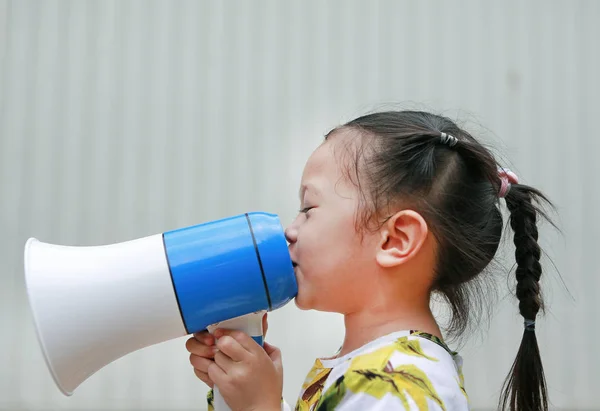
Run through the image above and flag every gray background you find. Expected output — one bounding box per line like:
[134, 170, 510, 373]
[1, 1, 597, 410]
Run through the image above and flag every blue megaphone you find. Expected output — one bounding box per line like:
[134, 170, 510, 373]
[24, 211, 298, 410]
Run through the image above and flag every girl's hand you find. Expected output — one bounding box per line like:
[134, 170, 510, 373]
[186, 313, 270, 390]
[186, 330, 218, 388]
[209, 328, 283, 411]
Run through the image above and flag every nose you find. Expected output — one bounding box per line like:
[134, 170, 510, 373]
[284, 222, 298, 244]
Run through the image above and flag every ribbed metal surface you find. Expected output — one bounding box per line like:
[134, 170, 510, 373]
[1, 1, 597, 409]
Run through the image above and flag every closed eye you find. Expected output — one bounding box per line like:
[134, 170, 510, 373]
[299, 206, 314, 214]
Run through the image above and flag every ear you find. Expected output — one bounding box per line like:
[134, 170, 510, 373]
[376, 210, 429, 268]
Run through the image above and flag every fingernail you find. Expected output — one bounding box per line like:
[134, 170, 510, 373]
[212, 347, 219, 354]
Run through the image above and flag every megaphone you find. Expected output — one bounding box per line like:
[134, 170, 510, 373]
[23, 211, 297, 410]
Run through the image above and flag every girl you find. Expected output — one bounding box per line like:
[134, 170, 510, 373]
[186, 110, 553, 411]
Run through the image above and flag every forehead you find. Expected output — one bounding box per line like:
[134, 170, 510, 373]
[300, 130, 359, 196]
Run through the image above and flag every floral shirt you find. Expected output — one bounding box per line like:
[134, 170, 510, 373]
[208, 330, 469, 410]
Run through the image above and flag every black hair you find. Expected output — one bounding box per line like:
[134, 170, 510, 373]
[326, 110, 554, 411]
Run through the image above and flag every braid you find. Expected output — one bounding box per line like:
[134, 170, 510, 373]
[507, 190, 543, 321]
[499, 184, 550, 411]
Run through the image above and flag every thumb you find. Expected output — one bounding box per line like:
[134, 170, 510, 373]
[263, 341, 283, 373]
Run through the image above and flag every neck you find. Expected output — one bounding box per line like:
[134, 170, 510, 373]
[336, 298, 441, 358]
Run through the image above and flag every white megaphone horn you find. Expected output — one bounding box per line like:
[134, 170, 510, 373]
[23, 212, 298, 411]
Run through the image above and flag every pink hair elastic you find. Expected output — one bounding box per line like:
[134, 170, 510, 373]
[498, 167, 519, 198]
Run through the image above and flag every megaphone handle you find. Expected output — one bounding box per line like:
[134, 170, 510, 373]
[207, 311, 266, 411]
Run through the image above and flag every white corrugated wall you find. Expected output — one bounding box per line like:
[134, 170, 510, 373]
[1, 1, 598, 410]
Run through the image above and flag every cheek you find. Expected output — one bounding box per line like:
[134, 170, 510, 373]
[300, 223, 360, 278]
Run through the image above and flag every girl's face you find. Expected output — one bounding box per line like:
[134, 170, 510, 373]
[285, 133, 380, 313]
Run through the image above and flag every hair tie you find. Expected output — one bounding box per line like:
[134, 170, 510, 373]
[440, 132, 458, 147]
[524, 319, 536, 332]
[498, 167, 519, 198]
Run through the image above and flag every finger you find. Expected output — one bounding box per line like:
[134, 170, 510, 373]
[189, 354, 214, 374]
[186, 337, 218, 358]
[213, 350, 236, 372]
[263, 341, 283, 374]
[193, 331, 215, 346]
[214, 329, 259, 355]
[207, 358, 228, 387]
[193, 368, 214, 388]
[186, 337, 217, 357]
[215, 333, 255, 361]
[262, 341, 280, 357]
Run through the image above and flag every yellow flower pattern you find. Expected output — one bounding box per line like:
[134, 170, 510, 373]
[294, 330, 469, 410]
[298, 363, 332, 411]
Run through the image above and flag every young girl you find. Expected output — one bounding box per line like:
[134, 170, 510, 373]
[186, 110, 553, 411]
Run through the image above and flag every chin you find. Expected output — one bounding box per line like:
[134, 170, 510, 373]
[294, 296, 308, 310]
[293, 293, 313, 311]
[294, 293, 335, 313]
